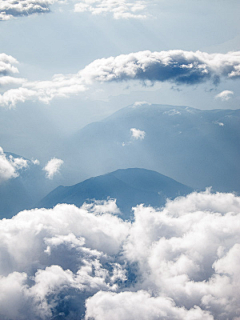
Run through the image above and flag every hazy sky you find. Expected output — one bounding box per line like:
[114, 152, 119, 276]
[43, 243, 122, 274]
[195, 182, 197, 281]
[0, 0, 240, 159]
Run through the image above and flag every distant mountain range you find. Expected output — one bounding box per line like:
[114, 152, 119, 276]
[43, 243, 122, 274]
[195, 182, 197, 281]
[62, 104, 240, 193]
[38, 168, 193, 219]
[1, 103, 239, 219]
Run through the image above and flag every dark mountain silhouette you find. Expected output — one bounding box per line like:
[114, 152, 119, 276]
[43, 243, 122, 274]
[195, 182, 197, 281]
[38, 168, 193, 219]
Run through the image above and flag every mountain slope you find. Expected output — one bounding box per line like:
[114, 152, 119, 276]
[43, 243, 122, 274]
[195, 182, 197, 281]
[0, 153, 59, 219]
[62, 104, 240, 193]
[38, 168, 193, 219]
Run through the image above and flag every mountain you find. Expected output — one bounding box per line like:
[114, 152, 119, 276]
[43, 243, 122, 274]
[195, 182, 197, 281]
[62, 104, 240, 193]
[38, 168, 193, 219]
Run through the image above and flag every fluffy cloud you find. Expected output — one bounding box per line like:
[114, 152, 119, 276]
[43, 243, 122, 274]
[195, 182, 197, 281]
[0, 0, 149, 21]
[122, 127, 145, 146]
[122, 191, 240, 320]
[43, 157, 64, 179]
[0, 0, 58, 21]
[215, 90, 234, 101]
[0, 191, 240, 319]
[0, 200, 129, 319]
[85, 291, 214, 320]
[0, 147, 28, 183]
[1, 50, 240, 107]
[130, 127, 145, 140]
[74, 0, 148, 20]
[0, 53, 19, 76]
[80, 50, 240, 84]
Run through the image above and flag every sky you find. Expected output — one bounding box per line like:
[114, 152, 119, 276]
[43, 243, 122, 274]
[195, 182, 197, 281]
[0, 0, 240, 160]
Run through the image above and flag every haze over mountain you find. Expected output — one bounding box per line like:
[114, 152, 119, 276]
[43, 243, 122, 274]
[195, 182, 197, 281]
[38, 168, 193, 219]
[62, 103, 240, 193]
[2, 103, 239, 219]
[0, 152, 61, 219]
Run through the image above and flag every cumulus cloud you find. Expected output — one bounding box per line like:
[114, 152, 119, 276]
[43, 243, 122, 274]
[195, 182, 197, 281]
[85, 291, 214, 320]
[215, 90, 234, 101]
[1, 50, 240, 107]
[0, 200, 130, 319]
[130, 127, 145, 140]
[74, 0, 148, 20]
[43, 157, 64, 179]
[0, 0, 58, 21]
[0, 146, 28, 183]
[0, 191, 240, 319]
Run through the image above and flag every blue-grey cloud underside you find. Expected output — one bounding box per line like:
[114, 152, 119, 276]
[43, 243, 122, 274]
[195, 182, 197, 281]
[1, 50, 240, 107]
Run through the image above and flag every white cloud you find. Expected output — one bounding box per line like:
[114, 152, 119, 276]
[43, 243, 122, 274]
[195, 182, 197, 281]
[43, 157, 64, 179]
[0, 147, 28, 183]
[213, 121, 224, 126]
[122, 190, 240, 320]
[122, 127, 146, 146]
[130, 128, 145, 140]
[31, 159, 40, 165]
[0, 200, 130, 318]
[0, 53, 19, 75]
[215, 90, 234, 101]
[74, 0, 148, 20]
[0, 87, 37, 108]
[85, 290, 214, 320]
[1, 50, 240, 107]
[0, 192, 239, 319]
[0, 0, 58, 21]
[0, 54, 27, 105]
[132, 101, 151, 108]
[0, 0, 149, 21]
[81, 199, 121, 215]
[0, 76, 26, 87]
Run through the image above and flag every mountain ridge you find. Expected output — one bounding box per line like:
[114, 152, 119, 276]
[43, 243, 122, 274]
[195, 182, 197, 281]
[38, 168, 194, 219]
[62, 103, 240, 192]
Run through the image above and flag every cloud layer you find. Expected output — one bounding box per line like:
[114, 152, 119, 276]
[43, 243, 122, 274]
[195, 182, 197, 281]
[0, 0, 58, 21]
[0, 191, 240, 319]
[0, 0, 148, 21]
[74, 0, 148, 19]
[1, 50, 240, 107]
